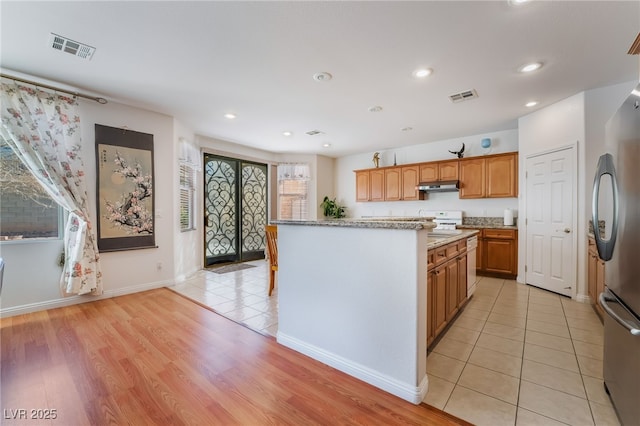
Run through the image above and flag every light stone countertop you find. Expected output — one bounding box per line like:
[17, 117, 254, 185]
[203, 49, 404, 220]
[427, 230, 479, 250]
[272, 218, 437, 230]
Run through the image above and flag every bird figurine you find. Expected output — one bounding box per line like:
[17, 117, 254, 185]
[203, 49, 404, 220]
[449, 143, 465, 158]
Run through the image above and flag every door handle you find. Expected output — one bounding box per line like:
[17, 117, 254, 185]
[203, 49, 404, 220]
[600, 290, 640, 336]
[592, 153, 618, 261]
[564, 228, 571, 234]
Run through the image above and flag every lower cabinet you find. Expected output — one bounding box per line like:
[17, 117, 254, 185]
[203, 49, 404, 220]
[465, 228, 517, 279]
[427, 239, 468, 348]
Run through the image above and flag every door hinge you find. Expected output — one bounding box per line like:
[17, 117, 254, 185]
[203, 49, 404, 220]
[525, 265, 528, 272]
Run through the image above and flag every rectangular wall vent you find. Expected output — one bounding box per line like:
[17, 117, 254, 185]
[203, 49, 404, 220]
[49, 33, 95, 60]
[449, 89, 478, 103]
[305, 130, 324, 136]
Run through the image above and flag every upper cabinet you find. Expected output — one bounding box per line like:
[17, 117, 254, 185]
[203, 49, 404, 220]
[354, 152, 517, 202]
[486, 153, 518, 198]
[459, 152, 518, 199]
[419, 160, 459, 182]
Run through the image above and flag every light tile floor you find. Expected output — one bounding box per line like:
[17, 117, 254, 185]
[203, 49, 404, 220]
[170, 264, 619, 426]
[169, 259, 279, 337]
[425, 276, 620, 426]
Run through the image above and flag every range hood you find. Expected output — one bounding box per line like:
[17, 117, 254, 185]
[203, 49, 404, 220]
[416, 180, 459, 192]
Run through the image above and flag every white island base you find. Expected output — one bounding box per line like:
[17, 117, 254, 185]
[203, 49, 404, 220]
[274, 220, 431, 404]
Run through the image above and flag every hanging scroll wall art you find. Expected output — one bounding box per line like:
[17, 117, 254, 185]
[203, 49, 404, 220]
[95, 124, 156, 252]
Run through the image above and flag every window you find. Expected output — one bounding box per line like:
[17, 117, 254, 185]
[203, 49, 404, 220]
[0, 139, 61, 240]
[277, 163, 310, 220]
[179, 162, 196, 231]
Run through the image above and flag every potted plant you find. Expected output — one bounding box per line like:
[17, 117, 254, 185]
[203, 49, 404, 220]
[320, 196, 347, 218]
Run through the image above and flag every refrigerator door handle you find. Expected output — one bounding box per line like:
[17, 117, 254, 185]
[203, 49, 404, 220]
[600, 290, 640, 336]
[592, 153, 619, 261]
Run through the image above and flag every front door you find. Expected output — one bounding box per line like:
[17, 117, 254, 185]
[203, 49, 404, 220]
[525, 146, 575, 296]
[203, 154, 267, 266]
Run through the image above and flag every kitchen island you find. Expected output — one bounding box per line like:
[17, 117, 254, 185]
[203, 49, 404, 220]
[272, 218, 474, 404]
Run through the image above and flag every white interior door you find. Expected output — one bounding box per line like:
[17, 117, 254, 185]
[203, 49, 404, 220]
[525, 147, 575, 296]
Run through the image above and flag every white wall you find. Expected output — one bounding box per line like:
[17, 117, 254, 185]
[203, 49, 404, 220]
[517, 81, 636, 299]
[335, 129, 520, 219]
[1, 99, 180, 315]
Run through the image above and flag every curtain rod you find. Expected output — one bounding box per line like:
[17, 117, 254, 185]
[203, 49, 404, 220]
[0, 73, 108, 104]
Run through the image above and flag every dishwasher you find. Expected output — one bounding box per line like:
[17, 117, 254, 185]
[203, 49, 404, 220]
[466, 235, 478, 297]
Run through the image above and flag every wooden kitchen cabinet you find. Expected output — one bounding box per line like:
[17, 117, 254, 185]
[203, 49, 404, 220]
[459, 152, 518, 199]
[401, 165, 422, 201]
[355, 170, 370, 202]
[384, 168, 401, 201]
[419, 160, 459, 182]
[588, 237, 605, 319]
[439, 160, 459, 181]
[459, 158, 486, 198]
[486, 153, 518, 198]
[427, 239, 468, 348]
[369, 169, 385, 201]
[483, 229, 518, 278]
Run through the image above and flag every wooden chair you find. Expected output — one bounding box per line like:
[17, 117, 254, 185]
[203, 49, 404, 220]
[265, 225, 278, 296]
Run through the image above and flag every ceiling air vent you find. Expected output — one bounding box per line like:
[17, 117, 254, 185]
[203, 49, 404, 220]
[449, 89, 478, 103]
[49, 33, 95, 60]
[305, 130, 324, 136]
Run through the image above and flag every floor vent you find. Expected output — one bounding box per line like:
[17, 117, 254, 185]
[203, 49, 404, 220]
[449, 89, 479, 103]
[50, 33, 95, 60]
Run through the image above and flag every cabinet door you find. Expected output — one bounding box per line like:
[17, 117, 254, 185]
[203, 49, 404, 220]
[459, 158, 486, 198]
[401, 166, 422, 201]
[446, 259, 459, 321]
[427, 270, 435, 347]
[485, 239, 515, 275]
[384, 168, 402, 201]
[486, 153, 518, 198]
[439, 160, 459, 181]
[433, 266, 448, 336]
[457, 254, 467, 307]
[370, 169, 385, 201]
[419, 163, 438, 182]
[355, 171, 370, 202]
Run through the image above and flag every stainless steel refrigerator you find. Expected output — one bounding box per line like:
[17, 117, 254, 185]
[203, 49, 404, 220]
[592, 82, 640, 426]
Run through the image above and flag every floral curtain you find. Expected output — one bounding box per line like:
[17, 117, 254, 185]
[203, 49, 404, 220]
[0, 81, 102, 296]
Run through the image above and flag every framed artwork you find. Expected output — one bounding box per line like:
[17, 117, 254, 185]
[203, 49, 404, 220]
[95, 124, 156, 252]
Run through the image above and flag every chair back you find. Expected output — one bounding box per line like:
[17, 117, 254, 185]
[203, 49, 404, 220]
[265, 225, 278, 268]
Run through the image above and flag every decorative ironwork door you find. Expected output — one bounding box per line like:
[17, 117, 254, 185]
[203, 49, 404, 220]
[204, 154, 267, 266]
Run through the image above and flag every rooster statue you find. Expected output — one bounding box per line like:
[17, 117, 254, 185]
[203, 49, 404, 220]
[449, 143, 465, 158]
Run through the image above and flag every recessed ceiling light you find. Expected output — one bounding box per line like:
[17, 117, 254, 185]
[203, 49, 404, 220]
[282, 131, 293, 137]
[413, 68, 433, 78]
[313, 72, 333, 82]
[368, 105, 383, 112]
[519, 62, 543, 73]
[322, 143, 331, 148]
[224, 113, 236, 119]
[509, 0, 531, 5]
[401, 127, 413, 132]
[525, 101, 538, 107]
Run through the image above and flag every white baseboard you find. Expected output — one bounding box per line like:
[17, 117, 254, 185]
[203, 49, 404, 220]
[277, 332, 428, 404]
[575, 293, 591, 304]
[0, 279, 173, 318]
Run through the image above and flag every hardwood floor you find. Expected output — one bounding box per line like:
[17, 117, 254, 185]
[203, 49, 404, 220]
[1, 288, 469, 425]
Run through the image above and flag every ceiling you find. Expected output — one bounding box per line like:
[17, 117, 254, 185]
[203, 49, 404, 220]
[1, 1, 638, 158]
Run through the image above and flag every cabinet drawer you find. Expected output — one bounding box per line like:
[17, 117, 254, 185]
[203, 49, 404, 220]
[457, 240, 467, 253]
[484, 229, 516, 239]
[445, 243, 459, 258]
[434, 246, 448, 265]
